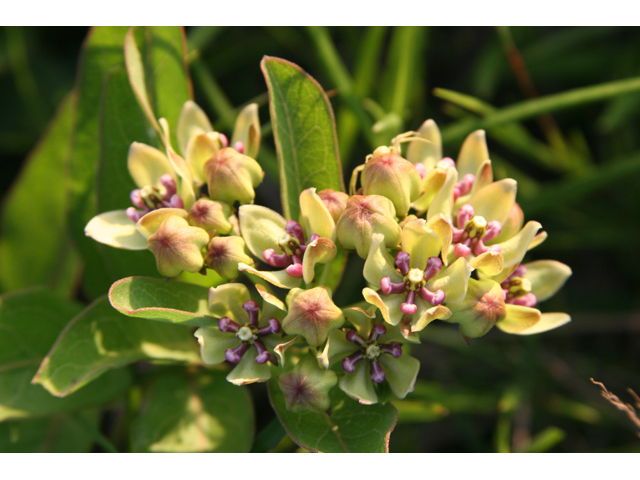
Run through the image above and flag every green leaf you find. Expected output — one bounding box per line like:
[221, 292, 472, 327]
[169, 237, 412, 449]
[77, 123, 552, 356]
[261, 56, 345, 221]
[67, 26, 134, 299]
[109, 276, 215, 326]
[521, 426, 565, 453]
[133, 370, 254, 452]
[124, 26, 193, 148]
[0, 410, 99, 452]
[0, 288, 131, 421]
[0, 93, 79, 294]
[268, 376, 398, 453]
[33, 296, 200, 397]
[96, 65, 160, 279]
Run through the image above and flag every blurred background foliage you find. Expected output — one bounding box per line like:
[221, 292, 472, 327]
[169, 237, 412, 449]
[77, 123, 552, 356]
[1, 26, 640, 452]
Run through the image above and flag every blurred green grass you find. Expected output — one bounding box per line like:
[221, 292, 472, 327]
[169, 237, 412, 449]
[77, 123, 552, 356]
[2, 26, 640, 452]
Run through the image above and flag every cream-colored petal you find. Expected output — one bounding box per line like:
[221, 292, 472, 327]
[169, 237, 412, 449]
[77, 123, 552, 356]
[166, 148, 196, 210]
[194, 327, 238, 365]
[255, 284, 287, 312]
[299, 188, 336, 241]
[343, 306, 377, 337]
[363, 233, 402, 286]
[468, 160, 493, 198]
[379, 354, 420, 399]
[135, 208, 189, 238]
[528, 231, 547, 250]
[470, 251, 504, 277]
[85, 210, 149, 250]
[487, 202, 524, 245]
[512, 312, 571, 335]
[208, 283, 251, 322]
[177, 100, 213, 156]
[500, 221, 542, 268]
[406, 119, 442, 170]
[238, 263, 302, 290]
[427, 257, 472, 305]
[469, 179, 517, 225]
[426, 213, 453, 265]
[525, 260, 572, 303]
[412, 166, 448, 214]
[427, 167, 457, 220]
[362, 288, 405, 326]
[401, 218, 440, 271]
[338, 361, 378, 405]
[318, 329, 357, 369]
[231, 103, 261, 159]
[226, 348, 272, 385]
[185, 133, 219, 185]
[271, 335, 299, 367]
[457, 130, 489, 177]
[238, 205, 287, 258]
[496, 304, 542, 334]
[127, 142, 174, 189]
[412, 303, 451, 332]
[302, 237, 337, 284]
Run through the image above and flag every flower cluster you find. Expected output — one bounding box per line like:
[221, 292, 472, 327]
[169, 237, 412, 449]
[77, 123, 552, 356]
[86, 105, 572, 409]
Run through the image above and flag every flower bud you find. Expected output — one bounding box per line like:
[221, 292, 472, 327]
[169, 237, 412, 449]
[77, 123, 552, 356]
[278, 353, 337, 412]
[336, 195, 401, 258]
[316, 189, 349, 223]
[147, 216, 210, 277]
[188, 198, 233, 235]
[205, 236, 254, 280]
[282, 287, 344, 346]
[362, 151, 422, 217]
[203, 147, 264, 205]
[447, 279, 507, 339]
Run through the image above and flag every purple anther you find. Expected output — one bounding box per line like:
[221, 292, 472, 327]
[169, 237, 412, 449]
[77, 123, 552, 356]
[243, 300, 260, 326]
[395, 251, 411, 276]
[483, 220, 502, 242]
[225, 343, 250, 363]
[263, 249, 293, 268]
[160, 174, 177, 198]
[380, 277, 407, 294]
[342, 352, 363, 373]
[457, 204, 475, 229]
[346, 330, 366, 346]
[401, 291, 418, 315]
[253, 340, 271, 364]
[258, 318, 281, 336]
[168, 194, 183, 209]
[382, 342, 402, 358]
[219, 133, 229, 149]
[418, 287, 445, 305]
[454, 243, 471, 258]
[369, 322, 387, 341]
[285, 263, 303, 278]
[370, 361, 386, 383]
[440, 157, 456, 169]
[415, 162, 426, 179]
[285, 221, 305, 245]
[509, 293, 537, 307]
[233, 141, 245, 154]
[218, 317, 240, 333]
[126, 207, 142, 223]
[130, 189, 146, 209]
[423, 257, 442, 281]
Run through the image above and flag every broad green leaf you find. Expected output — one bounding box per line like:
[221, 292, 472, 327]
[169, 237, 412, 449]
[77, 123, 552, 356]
[0, 94, 79, 294]
[261, 56, 345, 221]
[96, 66, 160, 279]
[0, 410, 99, 453]
[0, 288, 131, 421]
[133, 370, 254, 452]
[125, 26, 193, 149]
[109, 276, 215, 326]
[33, 296, 200, 397]
[268, 376, 397, 453]
[67, 26, 134, 299]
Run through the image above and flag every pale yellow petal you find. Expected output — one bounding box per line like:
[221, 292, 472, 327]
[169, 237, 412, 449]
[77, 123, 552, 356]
[512, 312, 571, 335]
[457, 130, 489, 177]
[470, 251, 504, 277]
[426, 213, 453, 265]
[525, 260, 572, 303]
[177, 100, 213, 156]
[427, 257, 472, 305]
[401, 218, 440, 271]
[362, 288, 405, 326]
[238, 205, 287, 258]
[496, 304, 542, 334]
[427, 167, 457, 220]
[135, 208, 189, 238]
[363, 233, 401, 286]
[238, 263, 302, 290]
[231, 103, 261, 159]
[302, 237, 337, 284]
[469, 179, 517, 225]
[127, 142, 174, 188]
[185, 133, 219, 185]
[299, 187, 335, 241]
[406, 119, 442, 170]
[500, 221, 542, 268]
[208, 283, 251, 322]
[85, 210, 148, 250]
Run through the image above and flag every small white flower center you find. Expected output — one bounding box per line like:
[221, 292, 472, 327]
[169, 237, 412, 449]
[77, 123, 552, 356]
[365, 344, 382, 360]
[237, 326, 255, 342]
[508, 277, 532, 297]
[404, 268, 426, 291]
[277, 233, 300, 256]
[140, 185, 164, 208]
[464, 215, 488, 239]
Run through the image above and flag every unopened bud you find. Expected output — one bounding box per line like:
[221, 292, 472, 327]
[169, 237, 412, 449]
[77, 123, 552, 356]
[204, 147, 264, 205]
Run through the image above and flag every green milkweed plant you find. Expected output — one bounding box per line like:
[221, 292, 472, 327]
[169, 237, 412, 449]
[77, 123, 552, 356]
[9, 27, 572, 453]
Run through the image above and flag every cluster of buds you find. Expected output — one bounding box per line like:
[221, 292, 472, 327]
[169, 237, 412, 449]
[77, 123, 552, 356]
[87, 107, 572, 410]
